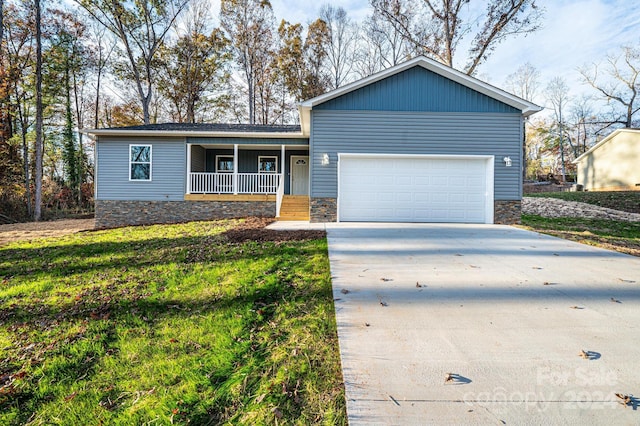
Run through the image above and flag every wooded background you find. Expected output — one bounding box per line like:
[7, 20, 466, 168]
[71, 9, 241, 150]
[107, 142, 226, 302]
[0, 0, 638, 222]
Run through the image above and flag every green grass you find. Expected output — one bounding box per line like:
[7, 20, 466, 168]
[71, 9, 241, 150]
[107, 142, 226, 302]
[521, 214, 640, 256]
[526, 191, 640, 214]
[0, 220, 346, 425]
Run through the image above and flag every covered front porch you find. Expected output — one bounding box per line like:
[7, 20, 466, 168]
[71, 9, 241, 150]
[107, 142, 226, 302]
[186, 143, 309, 195]
[185, 139, 310, 219]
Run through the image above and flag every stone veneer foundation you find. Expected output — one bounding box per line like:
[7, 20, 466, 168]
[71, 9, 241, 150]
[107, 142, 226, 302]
[494, 200, 521, 224]
[310, 197, 337, 223]
[97, 198, 521, 227]
[95, 200, 275, 228]
[309, 198, 521, 224]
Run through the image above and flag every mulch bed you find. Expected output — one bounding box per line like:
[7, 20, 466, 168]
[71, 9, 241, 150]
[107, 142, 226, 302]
[222, 217, 326, 243]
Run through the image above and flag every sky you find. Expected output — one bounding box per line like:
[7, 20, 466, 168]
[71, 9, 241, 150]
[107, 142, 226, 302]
[211, 0, 640, 110]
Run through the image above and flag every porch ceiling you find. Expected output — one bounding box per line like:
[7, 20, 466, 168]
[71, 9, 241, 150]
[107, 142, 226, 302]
[193, 144, 309, 150]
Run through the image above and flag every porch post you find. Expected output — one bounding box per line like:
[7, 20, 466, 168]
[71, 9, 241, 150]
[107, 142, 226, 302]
[233, 143, 238, 194]
[280, 144, 285, 191]
[186, 143, 192, 194]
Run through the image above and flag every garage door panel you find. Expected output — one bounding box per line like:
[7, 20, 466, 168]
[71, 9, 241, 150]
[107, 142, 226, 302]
[339, 156, 491, 223]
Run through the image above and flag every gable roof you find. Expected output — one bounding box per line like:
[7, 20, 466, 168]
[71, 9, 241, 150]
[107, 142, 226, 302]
[574, 128, 640, 163]
[298, 56, 542, 134]
[84, 56, 541, 139]
[83, 123, 304, 139]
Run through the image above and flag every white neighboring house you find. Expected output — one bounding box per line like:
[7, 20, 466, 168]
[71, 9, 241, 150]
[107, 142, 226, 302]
[574, 129, 640, 191]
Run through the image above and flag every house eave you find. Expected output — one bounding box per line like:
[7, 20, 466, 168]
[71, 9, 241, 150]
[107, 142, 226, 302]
[82, 129, 308, 139]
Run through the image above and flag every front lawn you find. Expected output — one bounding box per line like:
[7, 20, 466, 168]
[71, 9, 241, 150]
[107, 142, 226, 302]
[526, 191, 640, 214]
[0, 219, 346, 425]
[521, 214, 640, 257]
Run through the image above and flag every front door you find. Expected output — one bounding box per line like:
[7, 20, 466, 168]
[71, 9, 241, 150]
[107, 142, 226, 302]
[290, 156, 309, 195]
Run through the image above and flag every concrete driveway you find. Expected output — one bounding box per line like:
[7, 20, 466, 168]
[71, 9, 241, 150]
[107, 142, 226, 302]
[326, 223, 640, 425]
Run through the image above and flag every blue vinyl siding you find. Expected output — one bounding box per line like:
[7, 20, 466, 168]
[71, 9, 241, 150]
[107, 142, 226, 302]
[205, 149, 308, 194]
[96, 137, 186, 201]
[310, 111, 523, 200]
[187, 137, 308, 146]
[191, 145, 206, 172]
[315, 66, 519, 113]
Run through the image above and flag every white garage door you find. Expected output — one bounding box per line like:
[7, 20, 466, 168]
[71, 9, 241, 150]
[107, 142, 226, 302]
[338, 154, 493, 223]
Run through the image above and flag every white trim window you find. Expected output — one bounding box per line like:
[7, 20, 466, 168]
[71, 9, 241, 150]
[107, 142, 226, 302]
[258, 156, 278, 173]
[216, 155, 234, 172]
[130, 144, 152, 181]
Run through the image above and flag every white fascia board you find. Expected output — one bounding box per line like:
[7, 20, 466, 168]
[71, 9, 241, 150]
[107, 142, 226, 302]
[300, 56, 542, 115]
[82, 129, 307, 139]
[298, 104, 311, 135]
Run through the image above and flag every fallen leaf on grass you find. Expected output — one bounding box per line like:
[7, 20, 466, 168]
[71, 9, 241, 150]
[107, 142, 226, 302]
[272, 407, 283, 419]
[65, 392, 78, 402]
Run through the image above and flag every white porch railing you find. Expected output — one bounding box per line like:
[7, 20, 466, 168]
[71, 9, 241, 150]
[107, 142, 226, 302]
[189, 172, 282, 194]
[275, 179, 285, 217]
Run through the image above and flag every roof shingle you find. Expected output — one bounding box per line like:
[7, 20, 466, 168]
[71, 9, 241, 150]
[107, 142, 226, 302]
[106, 123, 302, 133]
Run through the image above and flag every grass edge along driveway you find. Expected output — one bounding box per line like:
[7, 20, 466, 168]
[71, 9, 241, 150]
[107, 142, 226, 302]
[0, 219, 346, 425]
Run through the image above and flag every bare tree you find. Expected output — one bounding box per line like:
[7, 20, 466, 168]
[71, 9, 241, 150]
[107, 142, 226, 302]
[545, 77, 570, 181]
[579, 45, 640, 129]
[319, 4, 358, 89]
[355, 13, 414, 78]
[157, 0, 229, 123]
[87, 21, 115, 129]
[76, 0, 190, 124]
[505, 62, 540, 102]
[370, 0, 543, 75]
[3, 1, 35, 216]
[220, 0, 276, 124]
[568, 95, 597, 156]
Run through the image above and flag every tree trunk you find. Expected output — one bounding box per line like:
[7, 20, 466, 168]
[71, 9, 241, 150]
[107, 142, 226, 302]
[94, 64, 101, 129]
[34, 0, 43, 221]
[73, 68, 84, 205]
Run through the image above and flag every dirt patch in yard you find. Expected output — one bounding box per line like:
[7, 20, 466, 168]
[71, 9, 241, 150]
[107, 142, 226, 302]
[223, 217, 326, 243]
[0, 218, 95, 246]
